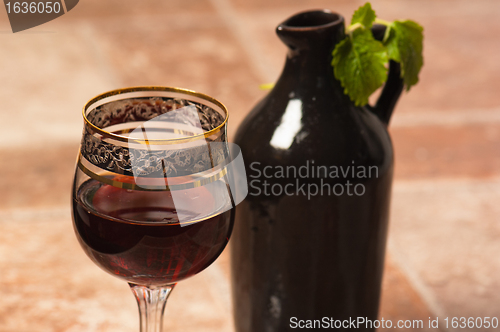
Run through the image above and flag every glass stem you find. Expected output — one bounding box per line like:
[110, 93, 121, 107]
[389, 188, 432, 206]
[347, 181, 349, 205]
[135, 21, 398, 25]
[129, 283, 176, 332]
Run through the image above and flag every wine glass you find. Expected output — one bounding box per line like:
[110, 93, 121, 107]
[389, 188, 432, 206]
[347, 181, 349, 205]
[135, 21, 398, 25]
[71, 87, 246, 331]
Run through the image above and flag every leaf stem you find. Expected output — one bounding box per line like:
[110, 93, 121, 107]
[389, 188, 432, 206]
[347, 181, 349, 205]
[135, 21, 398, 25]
[347, 22, 364, 33]
[374, 18, 392, 26]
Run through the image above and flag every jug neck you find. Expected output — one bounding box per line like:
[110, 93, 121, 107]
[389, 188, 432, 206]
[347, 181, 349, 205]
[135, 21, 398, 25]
[275, 10, 346, 92]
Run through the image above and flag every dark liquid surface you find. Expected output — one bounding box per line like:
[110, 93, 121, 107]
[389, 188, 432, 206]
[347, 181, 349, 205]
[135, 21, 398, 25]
[72, 179, 234, 285]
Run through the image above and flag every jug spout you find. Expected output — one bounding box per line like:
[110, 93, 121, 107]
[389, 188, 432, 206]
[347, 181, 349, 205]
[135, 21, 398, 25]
[276, 10, 345, 55]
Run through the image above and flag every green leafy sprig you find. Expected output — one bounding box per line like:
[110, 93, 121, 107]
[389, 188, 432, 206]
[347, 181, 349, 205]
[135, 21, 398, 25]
[332, 2, 424, 106]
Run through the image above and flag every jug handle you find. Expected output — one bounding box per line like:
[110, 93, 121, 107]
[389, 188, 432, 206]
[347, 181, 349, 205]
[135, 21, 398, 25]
[367, 24, 405, 125]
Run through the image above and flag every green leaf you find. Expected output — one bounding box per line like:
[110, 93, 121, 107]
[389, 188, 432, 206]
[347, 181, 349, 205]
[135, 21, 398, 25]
[332, 29, 388, 106]
[351, 2, 376, 28]
[384, 20, 424, 90]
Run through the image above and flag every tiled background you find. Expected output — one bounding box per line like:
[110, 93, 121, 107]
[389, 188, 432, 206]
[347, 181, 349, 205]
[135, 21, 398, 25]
[0, 0, 499, 331]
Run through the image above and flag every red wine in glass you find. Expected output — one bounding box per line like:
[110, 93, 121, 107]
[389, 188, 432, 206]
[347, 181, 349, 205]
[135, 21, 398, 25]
[72, 179, 234, 286]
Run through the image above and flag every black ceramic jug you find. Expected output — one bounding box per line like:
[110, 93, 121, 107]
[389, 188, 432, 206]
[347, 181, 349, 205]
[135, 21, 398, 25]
[230, 9, 404, 332]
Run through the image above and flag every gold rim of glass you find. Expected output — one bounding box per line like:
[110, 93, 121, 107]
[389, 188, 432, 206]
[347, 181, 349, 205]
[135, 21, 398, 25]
[82, 86, 229, 145]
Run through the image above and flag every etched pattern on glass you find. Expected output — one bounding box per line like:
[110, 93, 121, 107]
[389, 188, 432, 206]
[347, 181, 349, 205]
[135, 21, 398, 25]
[81, 97, 227, 177]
